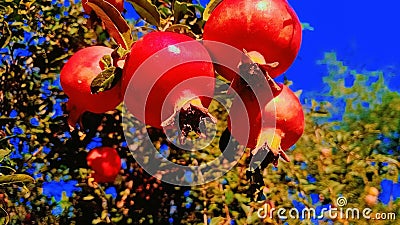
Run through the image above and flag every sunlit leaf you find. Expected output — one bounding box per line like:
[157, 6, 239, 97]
[127, 0, 161, 27]
[165, 24, 198, 39]
[0, 21, 11, 48]
[0, 174, 35, 186]
[210, 217, 224, 225]
[87, 0, 133, 49]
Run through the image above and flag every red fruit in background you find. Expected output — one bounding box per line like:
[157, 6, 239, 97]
[203, 0, 302, 81]
[60, 46, 123, 126]
[122, 31, 216, 143]
[82, 0, 124, 14]
[87, 147, 121, 183]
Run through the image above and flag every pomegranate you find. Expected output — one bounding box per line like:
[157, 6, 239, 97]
[203, 0, 302, 81]
[227, 59, 304, 167]
[60, 46, 123, 126]
[82, 0, 124, 14]
[122, 31, 216, 143]
[259, 83, 304, 152]
[226, 61, 274, 150]
[87, 146, 121, 183]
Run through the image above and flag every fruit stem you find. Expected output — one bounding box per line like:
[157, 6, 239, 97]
[66, 101, 86, 131]
[260, 66, 281, 95]
[235, 50, 281, 95]
[250, 130, 290, 169]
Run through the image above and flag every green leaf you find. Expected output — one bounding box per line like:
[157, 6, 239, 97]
[87, 0, 133, 49]
[100, 54, 113, 68]
[0, 136, 17, 148]
[235, 193, 249, 203]
[301, 22, 314, 31]
[0, 21, 11, 48]
[90, 67, 122, 94]
[224, 189, 234, 205]
[114, 45, 131, 60]
[210, 217, 224, 225]
[0, 149, 11, 161]
[0, 174, 35, 186]
[173, 1, 194, 23]
[240, 203, 250, 215]
[203, 0, 223, 21]
[127, 0, 161, 27]
[83, 195, 95, 201]
[165, 24, 198, 39]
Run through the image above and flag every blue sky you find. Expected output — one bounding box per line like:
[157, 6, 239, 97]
[285, 0, 400, 92]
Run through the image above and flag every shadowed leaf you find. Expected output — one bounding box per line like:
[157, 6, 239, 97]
[173, 1, 194, 23]
[90, 67, 122, 94]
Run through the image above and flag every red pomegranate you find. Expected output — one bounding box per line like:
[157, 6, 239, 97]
[82, 0, 124, 14]
[60, 46, 123, 126]
[122, 31, 216, 142]
[203, 0, 302, 81]
[227, 61, 304, 166]
[260, 84, 304, 152]
[87, 147, 121, 183]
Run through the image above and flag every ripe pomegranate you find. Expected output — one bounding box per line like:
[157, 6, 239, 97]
[227, 60, 304, 167]
[122, 31, 216, 143]
[226, 62, 274, 150]
[260, 83, 304, 151]
[87, 147, 121, 183]
[60, 46, 123, 126]
[82, 0, 124, 14]
[203, 0, 302, 81]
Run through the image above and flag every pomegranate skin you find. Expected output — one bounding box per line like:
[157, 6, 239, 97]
[203, 0, 302, 80]
[228, 84, 304, 151]
[87, 147, 121, 183]
[122, 31, 215, 129]
[262, 84, 304, 151]
[60, 46, 123, 115]
[227, 86, 272, 149]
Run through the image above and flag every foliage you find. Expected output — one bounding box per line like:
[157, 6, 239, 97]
[0, 0, 399, 225]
